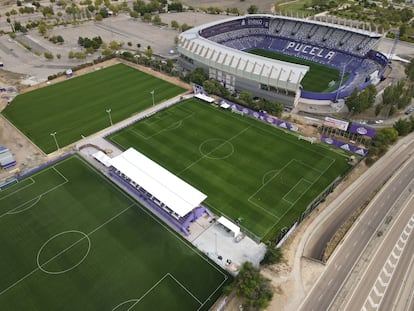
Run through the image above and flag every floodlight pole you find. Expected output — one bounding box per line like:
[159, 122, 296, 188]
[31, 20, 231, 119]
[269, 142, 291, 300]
[150, 90, 155, 106]
[50, 131, 60, 151]
[106, 109, 113, 126]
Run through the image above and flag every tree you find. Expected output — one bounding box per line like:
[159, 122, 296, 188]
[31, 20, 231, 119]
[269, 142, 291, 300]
[180, 23, 192, 32]
[345, 88, 358, 113]
[44, 52, 54, 59]
[261, 247, 283, 265]
[185, 67, 208, 85]
[109, 40, 121, 50]
[405, 58, 414, 82]
[240, 91, 253, 105]
[38, 23, 47, 35]
[235, 262, 273, 309]
[171, 20, 179, 29]
[247, 5, 258, 14]
[393, 118, 412, 136]
[144, 46, 153, 58]
[142, 12, 151, 22]
[130, 10, 139, 18]
[152, 14, 162, 25]
[41, 6, 54, 17]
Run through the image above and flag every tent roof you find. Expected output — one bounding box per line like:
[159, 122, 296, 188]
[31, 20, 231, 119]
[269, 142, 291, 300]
[108, 148, 207, 217]
[0, 150, 15, 166]
[92, 151, 112, 167]
[195, 93, 215, 103]
[217, 216, 240, 237]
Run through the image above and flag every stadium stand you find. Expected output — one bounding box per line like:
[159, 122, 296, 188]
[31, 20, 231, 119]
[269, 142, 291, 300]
[107, 148, 209, 235]
[178, 14, 387, 105]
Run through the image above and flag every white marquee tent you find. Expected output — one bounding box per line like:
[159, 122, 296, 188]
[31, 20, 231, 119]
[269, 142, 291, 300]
[108, 148, 207, 217]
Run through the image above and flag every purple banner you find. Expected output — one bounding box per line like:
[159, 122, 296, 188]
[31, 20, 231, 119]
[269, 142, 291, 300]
[321, 136, 368, 156]
[227, 102, 297, 131]
[349, 123, 376, 138]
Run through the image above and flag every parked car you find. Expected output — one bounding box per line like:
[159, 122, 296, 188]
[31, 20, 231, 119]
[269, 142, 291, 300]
[405, 106, 414, 115]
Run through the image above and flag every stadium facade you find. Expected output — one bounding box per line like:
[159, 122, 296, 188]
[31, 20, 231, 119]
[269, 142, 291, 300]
[177, 14, 388, 107]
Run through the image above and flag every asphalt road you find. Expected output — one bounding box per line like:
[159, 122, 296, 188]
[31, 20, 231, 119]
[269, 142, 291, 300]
[340, 175, 414, 311]
[304, 138, 414, 261]
[299, 136, 414, 311]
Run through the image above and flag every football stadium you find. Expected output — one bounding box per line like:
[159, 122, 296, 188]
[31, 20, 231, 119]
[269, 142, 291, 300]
[177, 14, 388, 106]
[0, 15, 376, 308]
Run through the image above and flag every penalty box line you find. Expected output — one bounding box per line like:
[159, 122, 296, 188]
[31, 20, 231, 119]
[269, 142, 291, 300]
[0, 166, 69, 219]
[118, 273, 203, 311]
[0, 178, 35, 200]
[128, 110, 195, 141]
[263, 156, 336, 238]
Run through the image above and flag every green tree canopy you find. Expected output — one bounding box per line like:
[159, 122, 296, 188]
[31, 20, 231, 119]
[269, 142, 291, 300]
[235, 262, 273, 310]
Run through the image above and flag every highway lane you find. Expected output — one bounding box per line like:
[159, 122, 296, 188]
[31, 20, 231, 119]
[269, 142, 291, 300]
[382, 221, 414, 311]
[299, 141, 414, 311]
[304, 138, 414, 261]
[340, 186, 414, 311]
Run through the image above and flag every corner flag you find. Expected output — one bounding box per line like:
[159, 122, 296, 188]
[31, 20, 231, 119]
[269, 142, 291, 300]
[150, 90, 154, 95]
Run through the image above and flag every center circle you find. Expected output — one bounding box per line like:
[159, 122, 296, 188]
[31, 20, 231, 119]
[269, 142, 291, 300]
[199, 139, 234, 160]
[37, 230, 91, 275]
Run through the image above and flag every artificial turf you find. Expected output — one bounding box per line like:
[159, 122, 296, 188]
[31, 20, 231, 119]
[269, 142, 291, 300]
[0, 156, 228, 310]
[248, 49, 349, 93]
[1, 63, 185, 154]
[108, 99, 351, 240]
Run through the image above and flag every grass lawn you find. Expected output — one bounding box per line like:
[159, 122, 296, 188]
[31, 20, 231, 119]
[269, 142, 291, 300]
[248, 49, 350, 93]
[2, 63, 185, 154]
[108, 99, 351, 240]
[277, 0, 315, 16]
[0, 155, 228, 310]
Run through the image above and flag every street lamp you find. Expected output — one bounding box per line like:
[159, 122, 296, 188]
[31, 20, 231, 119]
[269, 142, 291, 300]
[50, 131, 60, 151]
[106, 108, 113, 126]
[150, 90, 155, 106]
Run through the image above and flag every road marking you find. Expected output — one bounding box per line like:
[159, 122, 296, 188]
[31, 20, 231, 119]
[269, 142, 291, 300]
[361, 213, 414, 310]
[328, 279, 333, 286]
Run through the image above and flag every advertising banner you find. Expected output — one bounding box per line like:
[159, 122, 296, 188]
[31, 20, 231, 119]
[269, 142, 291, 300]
[324, 117, 349, 131]
[229, 102, 297, 131]
[349, 123, 376, 138]
[321, 136, 368, 156]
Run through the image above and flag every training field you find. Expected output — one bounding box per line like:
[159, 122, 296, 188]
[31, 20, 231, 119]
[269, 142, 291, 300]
[249, 49, 349, 93]
[108, 99, 351, 240]
[2, 63, 185, 154]
[0, 156, 228, 310]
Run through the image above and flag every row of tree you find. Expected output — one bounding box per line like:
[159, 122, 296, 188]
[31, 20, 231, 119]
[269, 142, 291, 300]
[345, 84, 377, 114]
[183, 68, 284, 117]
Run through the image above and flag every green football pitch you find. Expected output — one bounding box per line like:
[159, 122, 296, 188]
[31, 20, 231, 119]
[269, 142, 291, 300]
[248, 49, 349, 93]
[1, 63, 185, 154]
[108, 99, 351, 240]
[0, 156, 228, 310]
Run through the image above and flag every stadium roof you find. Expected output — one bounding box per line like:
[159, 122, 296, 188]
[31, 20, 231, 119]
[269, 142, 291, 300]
[108, 148, 207, 217]
[178, 15, 382, 93]
[178, 25, 309, 92]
